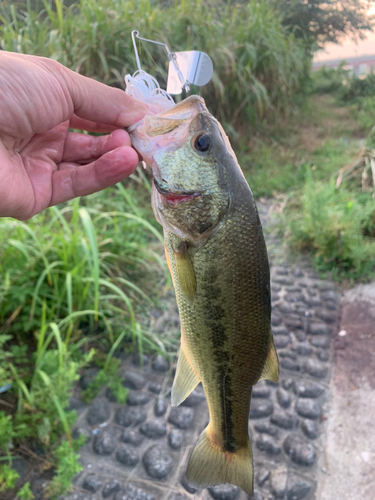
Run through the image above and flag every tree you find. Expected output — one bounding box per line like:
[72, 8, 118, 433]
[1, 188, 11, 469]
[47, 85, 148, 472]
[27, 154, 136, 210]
[270, 0, 375, 48]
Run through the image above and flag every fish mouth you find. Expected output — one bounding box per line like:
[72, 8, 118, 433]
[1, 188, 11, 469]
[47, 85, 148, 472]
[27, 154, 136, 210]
[128, 95, 207, 136]
[153, 178, 201, 205]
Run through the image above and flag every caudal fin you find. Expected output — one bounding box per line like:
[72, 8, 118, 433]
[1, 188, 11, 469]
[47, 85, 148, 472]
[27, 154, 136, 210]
[186, 426, 253, 495]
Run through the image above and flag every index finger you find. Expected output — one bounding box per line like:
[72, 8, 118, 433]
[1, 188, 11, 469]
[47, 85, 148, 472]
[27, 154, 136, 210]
[69, 115, 118, 133]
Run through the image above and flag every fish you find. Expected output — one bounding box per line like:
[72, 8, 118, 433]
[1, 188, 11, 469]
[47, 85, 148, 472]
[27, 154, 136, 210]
[129, 95, 279, 495]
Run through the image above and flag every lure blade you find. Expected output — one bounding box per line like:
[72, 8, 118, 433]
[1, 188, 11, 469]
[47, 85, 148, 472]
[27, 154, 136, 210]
[167, 51, 213, 94]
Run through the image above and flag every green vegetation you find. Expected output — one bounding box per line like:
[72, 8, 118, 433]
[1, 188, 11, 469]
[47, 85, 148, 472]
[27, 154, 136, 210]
[0, 0, 309, 126]
[1, 1, 375, 497]
[0, 4, 314, 494]
[340, 73, 375, 103]
[243, 83, 375, 282]
[45, 437, 86, 498]
[16, 481, 34, 500]
[310, 63, 350, 95]
[312, 65, 375, 133]
[0, 180, 164, 345]
[285, 173, 375, 281]
[0, 176, 169, 498]
[0, 464, 20, 493]
[243, 94, 360, 197]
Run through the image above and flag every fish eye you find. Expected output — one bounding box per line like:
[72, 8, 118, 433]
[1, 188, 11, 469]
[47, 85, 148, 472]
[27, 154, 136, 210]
[193, 133, 211, 154]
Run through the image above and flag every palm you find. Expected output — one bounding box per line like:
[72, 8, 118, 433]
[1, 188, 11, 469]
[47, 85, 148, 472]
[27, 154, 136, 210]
[2, 121, 69, 218]
[0, 51, 149, 220]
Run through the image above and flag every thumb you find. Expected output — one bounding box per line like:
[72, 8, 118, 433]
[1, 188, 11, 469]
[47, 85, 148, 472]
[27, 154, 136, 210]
[57, 63, 150, 128]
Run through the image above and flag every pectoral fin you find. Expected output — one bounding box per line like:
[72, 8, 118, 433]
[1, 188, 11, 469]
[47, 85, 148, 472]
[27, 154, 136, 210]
[173, 241, 196, 306]
[259, 335, 279, 383]
[171, 347, 200, 406]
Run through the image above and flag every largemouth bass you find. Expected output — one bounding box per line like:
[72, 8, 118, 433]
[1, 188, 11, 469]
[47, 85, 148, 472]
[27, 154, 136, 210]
[129, 95, 279, 495]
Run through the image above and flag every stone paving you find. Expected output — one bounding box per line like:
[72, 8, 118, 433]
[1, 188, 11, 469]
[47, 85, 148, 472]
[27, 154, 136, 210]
[62, 201, 340, 500]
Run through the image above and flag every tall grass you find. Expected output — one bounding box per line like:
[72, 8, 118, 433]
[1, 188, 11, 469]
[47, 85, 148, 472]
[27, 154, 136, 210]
[0, 0, 310, 126]
[0, 176, 164, 348]
[0, 172, 170, 496]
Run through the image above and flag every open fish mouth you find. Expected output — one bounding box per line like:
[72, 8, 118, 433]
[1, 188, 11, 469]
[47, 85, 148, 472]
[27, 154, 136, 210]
[128, 96, 208, 167]
[153, 178, 201, 205]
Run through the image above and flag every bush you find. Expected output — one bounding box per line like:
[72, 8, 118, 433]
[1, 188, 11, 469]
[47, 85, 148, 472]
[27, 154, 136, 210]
[340, 74, 375, 103]
[348, 95, 375, 132]
[311, 63, 349, 95]
[285, 173, 375, 281]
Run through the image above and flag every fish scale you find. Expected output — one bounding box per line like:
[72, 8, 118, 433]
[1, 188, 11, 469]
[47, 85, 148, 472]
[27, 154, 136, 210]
[129, 94, 279, 496]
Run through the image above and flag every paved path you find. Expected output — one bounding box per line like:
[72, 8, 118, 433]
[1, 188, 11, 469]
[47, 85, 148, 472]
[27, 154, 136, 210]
[318, 283, 375, 500]
[56, 201, 341, 500]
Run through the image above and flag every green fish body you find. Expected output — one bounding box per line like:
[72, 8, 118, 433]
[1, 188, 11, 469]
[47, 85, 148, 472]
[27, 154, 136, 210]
[129, 95, 279, 495]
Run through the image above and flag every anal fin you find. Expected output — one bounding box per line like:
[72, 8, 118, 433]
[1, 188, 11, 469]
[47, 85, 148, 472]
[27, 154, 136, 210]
[171, 347, 200, 406]
[259, 334, 279, 382]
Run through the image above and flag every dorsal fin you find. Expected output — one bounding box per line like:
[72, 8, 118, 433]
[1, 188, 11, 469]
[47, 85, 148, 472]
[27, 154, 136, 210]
[171, 347, 200, 407]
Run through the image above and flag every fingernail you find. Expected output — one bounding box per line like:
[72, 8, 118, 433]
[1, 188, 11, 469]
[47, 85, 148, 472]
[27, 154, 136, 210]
[147, 104, 163, 114]
[118, 110, 147, 128]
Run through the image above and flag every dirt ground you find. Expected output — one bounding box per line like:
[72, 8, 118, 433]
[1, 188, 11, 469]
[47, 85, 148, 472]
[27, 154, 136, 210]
[318, 283, 375, 500]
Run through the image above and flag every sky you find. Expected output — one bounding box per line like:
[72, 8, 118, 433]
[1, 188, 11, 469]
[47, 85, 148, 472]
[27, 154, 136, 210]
[314, 5, 375, 62]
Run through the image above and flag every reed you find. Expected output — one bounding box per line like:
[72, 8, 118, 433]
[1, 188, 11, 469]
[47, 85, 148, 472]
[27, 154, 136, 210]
[0, 0, 310, 126]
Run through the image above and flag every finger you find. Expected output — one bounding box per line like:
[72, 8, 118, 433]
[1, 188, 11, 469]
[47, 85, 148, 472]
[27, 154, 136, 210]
[69, 115, 118, 133]
[49, 146, 139, 206]
[58, 63, 151, 128]
[62, 129, 131, 163]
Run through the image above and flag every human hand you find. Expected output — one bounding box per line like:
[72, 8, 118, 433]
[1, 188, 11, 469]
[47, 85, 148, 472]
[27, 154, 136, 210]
[0, 51, 150, 220]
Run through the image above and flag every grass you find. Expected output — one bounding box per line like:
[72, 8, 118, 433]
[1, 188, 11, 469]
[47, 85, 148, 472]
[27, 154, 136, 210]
[0, 171, 173, 498]
[284, 173, 375, 282]
[0, 174, 165, 344]
[349, 96, 375, 133]
[1, 2, 373, 497]
[240, 92, 375, 282]
[0, 323, 91, 497]
[0, 0, 310, 128]
[240, 94, 364, 198]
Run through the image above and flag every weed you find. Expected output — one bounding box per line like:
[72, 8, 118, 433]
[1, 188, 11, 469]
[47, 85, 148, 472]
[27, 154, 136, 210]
[0, 412, 15, 450]
[238, 89, 369, 197]
[341, 74, 375, 103]
[0, 181, 163, 344]
[81, 330, 130, 403]
[81, 359, 128, 403]
[311, 63, 349, 96]
[16, 482, 34, 500]
[44, 437, 85, 498]
[349, 96, 375, 133]
[309, 66, 375, 133]
[0, 323, 91, 497]
[0, 178, 165, 498]
[284, 173, 375, 282]
[0, 464, 19, 493]
[0, 0, 310, 128]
